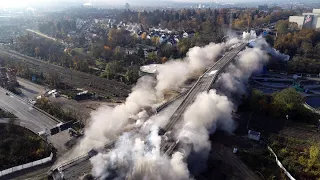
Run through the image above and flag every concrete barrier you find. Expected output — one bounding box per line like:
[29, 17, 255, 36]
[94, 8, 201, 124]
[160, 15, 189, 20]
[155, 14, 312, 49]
[0, 152, 53, 177]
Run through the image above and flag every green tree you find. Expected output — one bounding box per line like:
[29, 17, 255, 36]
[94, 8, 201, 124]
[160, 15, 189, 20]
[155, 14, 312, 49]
[137, 48, 145, 59]
[91, 43, 104, 58]
[146, 51, 158, 63]
[125, 68, 139, 84]
[272, 88, 303, 116]
[249, 89, 264, 112]
[101, 61, 122, 79]
[275, 20, 289, 34]
[307, 145, 319, 170]
[113, 46, 124, 60]
[265, 35, 274, 47]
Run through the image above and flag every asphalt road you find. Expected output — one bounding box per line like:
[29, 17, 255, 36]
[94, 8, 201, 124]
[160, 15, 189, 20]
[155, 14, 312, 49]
[0, 87, 59, 133]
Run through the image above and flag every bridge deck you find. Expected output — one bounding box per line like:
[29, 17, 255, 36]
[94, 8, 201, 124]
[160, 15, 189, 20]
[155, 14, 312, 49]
[163, 43, 247, 133]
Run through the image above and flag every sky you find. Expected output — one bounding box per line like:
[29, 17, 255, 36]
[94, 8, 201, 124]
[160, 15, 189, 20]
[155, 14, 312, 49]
[3, 0, 312, 9]
[0, 0, 264, 8]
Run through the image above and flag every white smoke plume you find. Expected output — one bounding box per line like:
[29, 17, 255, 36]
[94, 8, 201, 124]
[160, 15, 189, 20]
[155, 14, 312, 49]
[242, 30, 257, 41]
[179, 90, 234, 150]
[90, 126, 191, 180]
[215, 46, 269, 100]
[156, 43, 225, 94]
[177, 90, 234, 173]
[65, 33, 271, 179]
[76, 76, 157, 155]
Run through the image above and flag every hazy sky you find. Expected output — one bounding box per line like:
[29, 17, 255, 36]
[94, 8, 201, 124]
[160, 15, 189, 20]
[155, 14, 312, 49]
[0, 0, 266, 8]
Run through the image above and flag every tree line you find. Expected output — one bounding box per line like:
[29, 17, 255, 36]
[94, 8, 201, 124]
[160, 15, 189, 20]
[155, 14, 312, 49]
[274, 28, 320, 74]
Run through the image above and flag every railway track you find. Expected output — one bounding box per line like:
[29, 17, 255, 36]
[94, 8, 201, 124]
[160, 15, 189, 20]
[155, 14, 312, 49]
[0, 49, 131, 97]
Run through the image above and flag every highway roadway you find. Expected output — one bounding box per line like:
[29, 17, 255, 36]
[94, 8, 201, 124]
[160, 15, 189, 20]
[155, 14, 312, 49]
[0, 87, 59, 133]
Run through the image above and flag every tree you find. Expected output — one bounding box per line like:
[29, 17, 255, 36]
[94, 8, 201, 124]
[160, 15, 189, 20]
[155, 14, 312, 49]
[35, 47, 40, 57]
[276, 20, 289, 34]
[124, 68, 139, 84]
[141, 32, 147, 40]
[299, 41, 314, 58]
[178, 38, 192, 57]
[272, 88, 304, 116]
[307, 145, 319, 170]
[91, 43, 104, 58]
[151, 36, 159, 45]
[146, 51, 158, 63]
[46, 70, 60, 87]
[249, 89, 264, 112]
[287, 56, 320, 74]
[265, 35, 274, 47]
[101, 61, 122, 79]
[161, 57, 168, 64]
[137, 48, 145, 59]
[113, 46, 124, 61]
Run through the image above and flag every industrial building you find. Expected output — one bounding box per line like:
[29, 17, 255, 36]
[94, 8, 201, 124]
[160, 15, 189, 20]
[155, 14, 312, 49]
[289, 9, 320, 29]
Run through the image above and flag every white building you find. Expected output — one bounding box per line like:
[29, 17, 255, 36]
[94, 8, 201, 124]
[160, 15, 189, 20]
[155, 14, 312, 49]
[289, 9, 320, 29]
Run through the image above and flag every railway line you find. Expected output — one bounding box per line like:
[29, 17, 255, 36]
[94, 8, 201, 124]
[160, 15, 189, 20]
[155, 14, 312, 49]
[0, 48, 130, 97]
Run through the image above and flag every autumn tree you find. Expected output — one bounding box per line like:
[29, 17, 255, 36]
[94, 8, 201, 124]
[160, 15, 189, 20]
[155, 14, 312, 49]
[276, 20, 289, 34]
[35, 47, 40, 57]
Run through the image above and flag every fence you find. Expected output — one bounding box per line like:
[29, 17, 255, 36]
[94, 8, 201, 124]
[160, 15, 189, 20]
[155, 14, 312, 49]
[0, 152, 53, 177]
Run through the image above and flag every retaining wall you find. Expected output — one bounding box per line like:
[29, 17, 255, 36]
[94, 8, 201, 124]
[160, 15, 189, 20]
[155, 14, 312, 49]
[0, 152, 53, 177]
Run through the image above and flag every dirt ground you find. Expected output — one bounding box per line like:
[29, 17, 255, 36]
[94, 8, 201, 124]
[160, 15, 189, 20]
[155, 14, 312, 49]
[48, 97, 122, 124]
